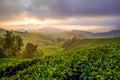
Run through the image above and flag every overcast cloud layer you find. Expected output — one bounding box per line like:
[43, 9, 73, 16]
[0, 0, 120, 31]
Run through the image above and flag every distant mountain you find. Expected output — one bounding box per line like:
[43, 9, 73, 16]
[14, 29, 27, 32]
[72, 30, 94, 38]
[58, 31, 85, 39]
[97, 30, 120, 37]
[33, 27, 63, 34]
[72, 29, 120, 38]
[30, 27, 85, 39]
[0, 27, 84, 45]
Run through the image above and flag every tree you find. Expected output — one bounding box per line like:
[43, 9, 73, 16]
[72, 36, 77, 41]
[0, 45, 5, 58]
[0, 36, 4, 57]
[23, 43, 44, 57]
[57, 37, 65, 42]
[2, 30, 23, 57]
[24, 43, 38, 57]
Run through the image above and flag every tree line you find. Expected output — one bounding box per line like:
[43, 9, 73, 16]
[0, 30, 43, 58]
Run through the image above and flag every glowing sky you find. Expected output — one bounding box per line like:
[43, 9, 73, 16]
[0, 0, 120, 32]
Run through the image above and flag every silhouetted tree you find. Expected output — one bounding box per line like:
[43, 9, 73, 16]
[2, 30, 23, 57]
[72, 36, 77, 41]
[62, 36, 79, 49]
[57, 38, 65, 42]
[23, 43, 44, 57]
[24, 43, 37, 57]
[0, 45, 5, 58]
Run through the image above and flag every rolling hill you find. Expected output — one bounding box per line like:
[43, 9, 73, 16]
[1, 27, 120, 49]
[58, 31, 85, 39]
[0, 28, 120, 79]
[72, 29, 120, 38]
[0, 28, 55, 46]
[30, 27, 85, 39]
[30, 27, 63, 34]
[15, 32, 55, 46]
[62, 37, 120, 49]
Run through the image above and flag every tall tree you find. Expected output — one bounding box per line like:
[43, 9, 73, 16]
[2, 30, 23, 57]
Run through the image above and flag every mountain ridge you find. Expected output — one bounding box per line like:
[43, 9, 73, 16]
[1, 27, 120, 38]
[72, 29, 120, 38]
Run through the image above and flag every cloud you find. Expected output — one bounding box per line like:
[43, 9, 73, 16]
[0, 0, 120, 19]
[52, 0, 120, 17]
[0, 0, 120, 30]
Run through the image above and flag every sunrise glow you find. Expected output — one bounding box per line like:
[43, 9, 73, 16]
[0, 0, 119, 32]
[25, 19, 40, 24]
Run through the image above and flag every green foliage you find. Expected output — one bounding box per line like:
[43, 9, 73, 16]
[1, 31, 23, 57]
[0, 46, 5, 58]
[0, 30, 45, 58]
[56, 37, 65, 42]
[0, 43, 120, 80]
[24, 43, 37, 57]
[23, 43, 43, 58]
[0, 58, 39, 78]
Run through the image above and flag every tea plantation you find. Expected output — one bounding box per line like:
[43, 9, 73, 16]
[0, 43, 120, 80]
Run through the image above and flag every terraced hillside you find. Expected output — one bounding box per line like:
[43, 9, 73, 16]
[0, 43, 120, 80]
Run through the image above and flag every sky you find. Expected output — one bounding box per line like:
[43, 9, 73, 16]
[0, 0, 120, 32]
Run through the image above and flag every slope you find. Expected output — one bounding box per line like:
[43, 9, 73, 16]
[72, 29, 120, 38]
[0, 29, 55, 46]
[62, 37, 120, 49]
[15, 32, 55, 46]
[1, 43, 120, 80]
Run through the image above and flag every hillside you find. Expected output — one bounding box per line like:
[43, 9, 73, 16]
[30, 27, 85, 39]
[62, 37, 120, 49]
[72, 30, 94, 38]
[30, 27, 63, 34]
[58, 31, 85, 39]
[0, 29, 55, 47]
[15, 32, 55, 46]
[98, 30, 120, 37]
[72, 29, 120, 38]
[0, 43, 120, 80]
[0, 30, 120, 79]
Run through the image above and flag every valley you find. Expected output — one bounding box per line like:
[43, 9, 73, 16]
[0, 27, 120, 80]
